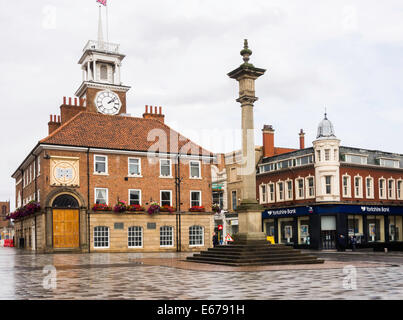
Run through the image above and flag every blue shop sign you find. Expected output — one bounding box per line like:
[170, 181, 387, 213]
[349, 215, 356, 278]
[262, 206, 313, 218]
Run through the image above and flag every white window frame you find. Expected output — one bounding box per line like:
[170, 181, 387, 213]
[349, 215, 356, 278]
[345, 154, 368, 165]
[37, 157, 41, 177]
[128, 157, 142, 177]
[379, 158, 400, 168]
[159, 159, 172, 178]
[285, 179, 293, 201]
[379, 178, 387, 199]
[160, 190, 173, 207]
[397, 179, 403, 200]
[128, 226, 143, 248]
[95, 188, 109, 205]
[190, 190, 202, 207]
[189, 160, 201, 179]
[189, 225, 204, 247]
[259, 184, 267, 204]
[388, 178, 396, 200]
[94, 155, 108, 175]
[325, 176, 332, 195]
[128, 189, 142, 206]
[354, 175, 363, 198]
[295, 178, 304, 200]
[276, 181, 285, 202]
[366, 176, 374, 199]
[305, 176, 315, 199]
[342, 174, 352, 198]
[94, 226, 110, 249]
[37, 189, 40, 203]
[268, 183, 275, 203]
[160, 226, 174, 247]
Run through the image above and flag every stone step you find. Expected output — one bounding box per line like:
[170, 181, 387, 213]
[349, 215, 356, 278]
[187, 254, 321, 263]
[186, 257, 324, 266]
[199, 251, 309, 259]
[207, 247, 298, 254]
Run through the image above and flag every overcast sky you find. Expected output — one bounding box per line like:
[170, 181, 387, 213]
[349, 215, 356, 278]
[1, 0, 403, 208]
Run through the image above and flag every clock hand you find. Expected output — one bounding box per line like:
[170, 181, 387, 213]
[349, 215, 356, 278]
[108, 97, 117, 104]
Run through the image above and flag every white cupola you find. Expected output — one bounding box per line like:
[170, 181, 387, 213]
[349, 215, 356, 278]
[313, 113, 341, 202]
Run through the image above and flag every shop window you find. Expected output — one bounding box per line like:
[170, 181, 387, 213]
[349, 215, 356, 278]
[265, 220, 275, 237]
[94, 226, 109, 248]
[389, 216, 403, 242]
[128, 226, 143, 248]
[367, 216, 385, 242]
[278, 218, 294, 244]
[189, 225, 204, 246]
[298, 217, 310, 245]
[160, 226, 174, 247]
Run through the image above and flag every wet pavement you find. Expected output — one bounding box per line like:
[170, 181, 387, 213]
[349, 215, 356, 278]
[1, 247, 403, 300]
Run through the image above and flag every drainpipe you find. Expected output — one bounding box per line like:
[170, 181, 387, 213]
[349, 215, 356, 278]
[34, 154, 38, 251]
[20, 169, 24, 249]
[87, 148, 91, 253]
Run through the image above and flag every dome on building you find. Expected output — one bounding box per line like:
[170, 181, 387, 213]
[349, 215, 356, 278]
[316, 113, 336, 139]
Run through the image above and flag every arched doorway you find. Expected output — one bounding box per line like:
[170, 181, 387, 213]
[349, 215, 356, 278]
[52, 194, 80, 249]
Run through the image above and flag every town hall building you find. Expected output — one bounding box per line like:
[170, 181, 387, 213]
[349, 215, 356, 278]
[10, 12, 215, 253]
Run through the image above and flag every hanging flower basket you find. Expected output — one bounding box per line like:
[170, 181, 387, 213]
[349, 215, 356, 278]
[147, 202, 160, 215]
[127, 205, 146, 212]
[8, 201, 41, 221]
[92, 203, 112, 212]
[212, 203, 221, 213]
[189, 206, 205, 212]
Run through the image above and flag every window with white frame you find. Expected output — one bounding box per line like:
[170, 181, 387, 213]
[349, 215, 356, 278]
[296, 178, 304, 199]
[397, 180, 403, 200]
[286, 180, 293, 200]
[388, 179, 396, 199]
[306, 177, 315, 198]
[325, 176, 332, 194]
[366, 177, 374, 199]
[277, 182, 284, 201]
[128, 226, 143, 248]
[379, 178, 386, 199]
[128, 158, 141, 176]
[37, 189, 40, 203]
[33, 162, 36, 179]
[189, 225, 204, 246]
[160, 159, 172, 177]
[342, 175, 351, 197]
[189, 161, 201, 178]
[129, 190, 141, 205]
[160, 226, 174, 247]
[95, 188, 108, 205]
[354, 176, 363, 198]
[345, 154, 368, 165]
[37, 157, 41, 177]
[190, 191, 202, 207]
[380, 158, 399, 168]
[260, 184, 267, 204]
[94, 226, 109, 248]
[268, 183, 275, 203]
[94, 155, 108, 174]
[161, 190, 172, 207]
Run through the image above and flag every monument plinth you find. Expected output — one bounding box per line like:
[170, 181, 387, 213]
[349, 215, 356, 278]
[187, 40, 323, 266]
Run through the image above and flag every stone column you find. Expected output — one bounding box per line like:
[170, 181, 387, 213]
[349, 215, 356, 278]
[228, 40, 267, 243]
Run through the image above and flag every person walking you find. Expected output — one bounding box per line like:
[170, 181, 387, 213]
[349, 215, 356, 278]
[212, 232, 219, 248]
[351, 236, 357, 252]
[338, 234, 346, 252]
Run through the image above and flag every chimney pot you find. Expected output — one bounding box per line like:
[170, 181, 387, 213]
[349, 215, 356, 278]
[63, 97, 66, 104]
[145, 105, 148, 113]
[299, 129, 305, 149]
[155, 106, 158, 114]
[262, 124, 275, 158]
[150, 107, 153, 114]
[68, 97, 72, 105]
[74, 98, 78, 106]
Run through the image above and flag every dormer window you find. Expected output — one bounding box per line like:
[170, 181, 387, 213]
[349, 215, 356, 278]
[380, 158, 400, 168]
[345, 154, 367, 165]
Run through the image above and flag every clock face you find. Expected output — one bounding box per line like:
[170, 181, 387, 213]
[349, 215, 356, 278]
[95, 90, 122, 115]
[53, 162, 77, 185]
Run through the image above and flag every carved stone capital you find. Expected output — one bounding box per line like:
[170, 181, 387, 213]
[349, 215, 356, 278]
[236, 95, 258, 105]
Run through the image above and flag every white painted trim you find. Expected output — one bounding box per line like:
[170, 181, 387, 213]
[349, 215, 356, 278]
[378, 177, 387, 199]
[128, 157, 142, 177]
[190, 190, 202, 208]
[365, 176, 374, 199]
[189, 160, 202, 179]
[285, 179, 293, 201]
[128, 189, 142, 206]
[305, 176, 315, 199]
[342, 174, 352, 198]
[94, 154, 108, 175]
[387, 178, 396, 200]
[159, 159, 172, 178]
[189, 225, 205, 247]
[295, 177, 305, 200]
[354, 175, 363, 198]
[127, 226, 144, 249]
[94, 188, 109, 205]
[160, 190, 173, 207]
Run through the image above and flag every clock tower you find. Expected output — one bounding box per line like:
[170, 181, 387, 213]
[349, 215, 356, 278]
[74, 7, 131, 115]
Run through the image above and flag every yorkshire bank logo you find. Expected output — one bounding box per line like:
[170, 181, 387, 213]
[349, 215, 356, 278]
[361, 206, 390, 213]
[267, 209, 297, 216]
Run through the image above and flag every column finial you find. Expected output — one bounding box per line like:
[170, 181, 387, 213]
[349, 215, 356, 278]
[240, 39, 253, 65]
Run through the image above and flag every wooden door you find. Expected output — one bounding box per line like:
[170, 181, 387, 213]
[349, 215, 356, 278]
[53, 209, 79, 248]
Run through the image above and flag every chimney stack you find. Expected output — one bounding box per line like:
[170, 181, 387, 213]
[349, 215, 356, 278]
[143, 105, 165, 123]
[262, 125, 275, 158]
[299, 129, 305, 149]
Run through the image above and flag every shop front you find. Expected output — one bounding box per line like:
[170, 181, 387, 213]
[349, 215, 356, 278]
[262, 204, 403, 251]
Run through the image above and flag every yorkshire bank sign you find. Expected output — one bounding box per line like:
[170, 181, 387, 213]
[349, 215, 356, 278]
[360, 206, 390, 213]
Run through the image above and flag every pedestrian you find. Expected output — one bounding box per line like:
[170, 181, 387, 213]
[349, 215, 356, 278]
[212, 232, 219, 248]
[338, 234, 346, 252]
[351, 236, 357, 252]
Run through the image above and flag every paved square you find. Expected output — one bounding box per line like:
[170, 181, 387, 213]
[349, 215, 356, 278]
[1, 248, 403, 300]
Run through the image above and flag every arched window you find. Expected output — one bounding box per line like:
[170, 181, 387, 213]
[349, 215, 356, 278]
[52, 194, 79, 208]
[94, 226, 109, 248]
[100, 65, 108, 80]
[189, 225, 204, 246]
[128, 226, 143, 248]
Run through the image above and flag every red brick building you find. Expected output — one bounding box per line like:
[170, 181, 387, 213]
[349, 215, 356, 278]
[11, 22, 215, 253]
[257, 115, 403, 250]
